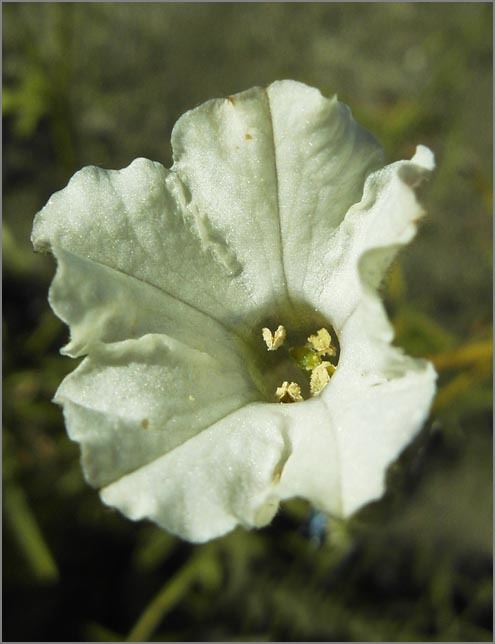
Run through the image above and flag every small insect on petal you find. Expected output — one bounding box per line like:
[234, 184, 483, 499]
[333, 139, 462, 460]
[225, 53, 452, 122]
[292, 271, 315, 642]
[262, 325, 286, 351]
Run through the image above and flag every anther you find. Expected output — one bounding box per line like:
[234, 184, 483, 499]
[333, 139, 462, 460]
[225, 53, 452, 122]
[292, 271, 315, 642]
[262, 325, 286, 351]
[310, 362, 336, 396]
[275, 381, 303, 403]
[307, 328, 336, 357]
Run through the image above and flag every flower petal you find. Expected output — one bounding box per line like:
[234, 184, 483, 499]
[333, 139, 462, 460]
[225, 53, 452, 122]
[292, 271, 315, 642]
[171, 80, 383, 316]
[55, 335, 259, 488]
[312, 145, 435, 328]
[100, 403, 288, 543]
[32, 158, 258, 344]
[48, 246, 246, 361]
[274, 397, 342, 516]
[265, 81, 384, 306]
[273, 144, 436, 520]
[324, 350, 436, 516]
[319, 148, 437, 515]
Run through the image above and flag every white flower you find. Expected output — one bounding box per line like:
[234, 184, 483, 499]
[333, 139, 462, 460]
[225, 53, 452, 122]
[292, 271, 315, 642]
[32, 80, 436, 543]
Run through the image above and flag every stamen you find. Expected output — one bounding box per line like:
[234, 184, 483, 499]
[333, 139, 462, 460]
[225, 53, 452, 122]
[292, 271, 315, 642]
[307, 328, 336, 357]
[275, 381, 303, 403]
[310, 362, 336, 396]
[262, 325, 286, 351]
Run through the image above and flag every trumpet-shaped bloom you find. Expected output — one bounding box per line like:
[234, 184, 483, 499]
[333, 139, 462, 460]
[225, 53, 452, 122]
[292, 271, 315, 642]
[32, 81, 436, 543]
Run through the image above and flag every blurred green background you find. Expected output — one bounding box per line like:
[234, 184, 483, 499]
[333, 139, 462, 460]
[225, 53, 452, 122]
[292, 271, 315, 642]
[3, 2, 492, 641]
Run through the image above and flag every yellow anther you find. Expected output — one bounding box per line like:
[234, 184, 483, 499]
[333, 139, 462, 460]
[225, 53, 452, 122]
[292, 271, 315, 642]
[262, 325, 286, 351]
[307, 328, 336, 357]
[275, 381, 304, 403]
[310, 362, 336, 396]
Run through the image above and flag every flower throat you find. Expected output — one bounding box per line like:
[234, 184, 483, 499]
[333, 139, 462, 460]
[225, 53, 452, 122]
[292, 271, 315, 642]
[261, 324, 338, 402]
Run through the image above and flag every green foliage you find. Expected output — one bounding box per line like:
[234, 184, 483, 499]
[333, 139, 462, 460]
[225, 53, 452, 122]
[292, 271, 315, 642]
[3, 3, 492, 641]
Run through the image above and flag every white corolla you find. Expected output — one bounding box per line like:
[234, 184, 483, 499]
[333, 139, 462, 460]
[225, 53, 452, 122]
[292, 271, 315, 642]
[32, 80, 436, 542]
